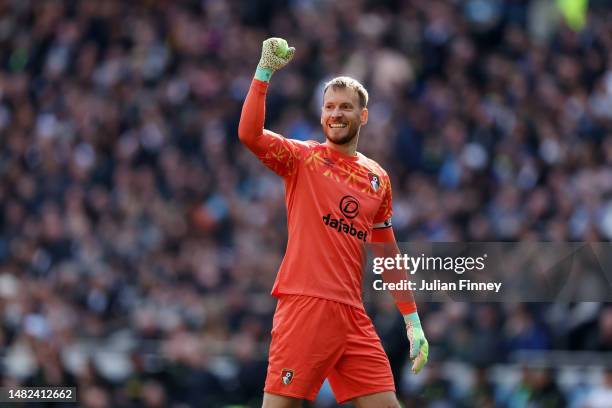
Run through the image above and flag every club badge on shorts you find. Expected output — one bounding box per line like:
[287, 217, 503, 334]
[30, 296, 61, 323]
[281, 368, 294, 385]
[368, 172, 380, 192]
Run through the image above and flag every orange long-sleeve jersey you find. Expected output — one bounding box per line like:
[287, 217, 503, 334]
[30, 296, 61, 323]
[238, 79, 416, 314]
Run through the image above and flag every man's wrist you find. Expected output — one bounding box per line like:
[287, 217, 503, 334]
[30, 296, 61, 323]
[255, 66, 274, 82]
[403, 311, 422, 328]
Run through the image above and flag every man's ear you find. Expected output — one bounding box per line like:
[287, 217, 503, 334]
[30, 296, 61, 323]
[361, 108, 368, 125]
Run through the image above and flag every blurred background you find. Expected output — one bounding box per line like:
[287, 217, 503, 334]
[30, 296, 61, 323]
[0, 0, 612, 407]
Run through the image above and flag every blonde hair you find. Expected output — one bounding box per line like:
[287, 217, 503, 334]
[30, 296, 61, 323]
[323, 76, 369, 108]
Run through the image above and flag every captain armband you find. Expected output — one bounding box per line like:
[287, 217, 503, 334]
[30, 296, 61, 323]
[373, 218, 392, 229]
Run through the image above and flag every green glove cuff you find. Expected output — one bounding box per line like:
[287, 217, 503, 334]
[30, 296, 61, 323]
[255, 67, 274, 82]
[403, 312, 422, 328]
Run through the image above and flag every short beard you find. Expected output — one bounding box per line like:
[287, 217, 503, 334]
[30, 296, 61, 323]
[324, 126, 358, 146]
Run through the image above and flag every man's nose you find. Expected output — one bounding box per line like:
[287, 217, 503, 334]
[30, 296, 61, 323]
[331, 108, 343, 117]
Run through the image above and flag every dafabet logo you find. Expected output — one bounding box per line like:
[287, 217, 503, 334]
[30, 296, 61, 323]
[322, 196, 368, 242]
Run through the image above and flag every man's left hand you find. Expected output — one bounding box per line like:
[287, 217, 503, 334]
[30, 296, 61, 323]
[404, 312, 429, 374]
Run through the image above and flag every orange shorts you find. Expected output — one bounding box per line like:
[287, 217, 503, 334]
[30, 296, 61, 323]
[264, 295, 395, 403]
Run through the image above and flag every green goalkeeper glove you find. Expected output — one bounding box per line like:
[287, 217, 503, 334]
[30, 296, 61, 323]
[404, 312, 429, 374]
[255, 37, 295, 83]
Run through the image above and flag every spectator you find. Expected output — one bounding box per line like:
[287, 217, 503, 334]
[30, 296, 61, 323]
[581, 368, 612, 408]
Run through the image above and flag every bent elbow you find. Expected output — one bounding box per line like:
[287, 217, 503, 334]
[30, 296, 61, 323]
[238, 120, 254, 145]
[237, 126, 250, 144]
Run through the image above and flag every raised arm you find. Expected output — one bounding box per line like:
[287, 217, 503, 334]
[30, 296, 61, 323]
[238, 38, 295, 154]
[238, 78, 269, 155]
[238, 38, 300, 177]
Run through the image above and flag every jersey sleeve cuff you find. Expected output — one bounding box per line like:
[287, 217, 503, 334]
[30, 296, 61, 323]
[251, 77, 270, 94]
[396, 301, 417, 315]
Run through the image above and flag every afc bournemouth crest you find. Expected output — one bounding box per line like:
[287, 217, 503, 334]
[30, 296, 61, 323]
[368, 172, 380, 192]
[281, 368, 294, 385]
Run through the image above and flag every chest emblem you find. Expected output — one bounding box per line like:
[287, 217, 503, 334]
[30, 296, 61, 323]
[368, 172, 380, 192]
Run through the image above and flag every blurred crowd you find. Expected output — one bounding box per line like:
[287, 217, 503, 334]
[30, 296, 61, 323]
[1, 0, 612, 407]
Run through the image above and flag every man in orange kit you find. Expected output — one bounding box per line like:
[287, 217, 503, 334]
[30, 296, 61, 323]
[238, 38, 429, 408]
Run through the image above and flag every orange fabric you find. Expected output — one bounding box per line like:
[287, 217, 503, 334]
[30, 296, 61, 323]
[264, 295, 395, 402]
[371, 227, 417, 315]
[239, 79, 393, 309]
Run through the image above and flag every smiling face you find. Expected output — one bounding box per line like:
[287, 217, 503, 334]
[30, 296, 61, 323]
[321, 86, 368, 147]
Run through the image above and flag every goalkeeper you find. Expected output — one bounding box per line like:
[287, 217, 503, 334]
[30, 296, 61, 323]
[238, 38, 429, 408]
